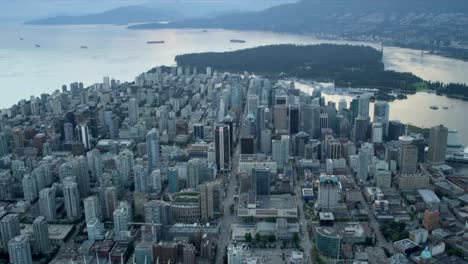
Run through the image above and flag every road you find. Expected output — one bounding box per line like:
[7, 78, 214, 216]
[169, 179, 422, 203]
[215, 108, 244, 264]
[363, 200, 395, 254]
[294, 178, 312, 263]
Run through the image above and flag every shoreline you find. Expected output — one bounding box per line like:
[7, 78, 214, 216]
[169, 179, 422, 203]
[128, 25, 468, 63]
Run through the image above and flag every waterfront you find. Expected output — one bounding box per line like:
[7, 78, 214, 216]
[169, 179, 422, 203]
[296, 82, 468, 146]
[2, 22, 468, 143]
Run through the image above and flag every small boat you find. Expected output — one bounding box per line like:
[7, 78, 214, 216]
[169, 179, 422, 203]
[35, 44, 40, 48]
[19, 38, 24, 41]
[442, 106, 449, 110]
[430, 105, 439, 110]
[80, 46, 88, 49]
[230, 39, 246, 43]
[202, 30, 208, 32]
[147, 41, 165, 44]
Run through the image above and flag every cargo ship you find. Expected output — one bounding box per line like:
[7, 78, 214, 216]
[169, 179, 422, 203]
[230, 39, 246, 43]
[147, 41, 165, 44]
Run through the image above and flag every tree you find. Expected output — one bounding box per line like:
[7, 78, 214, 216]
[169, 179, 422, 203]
[364, 237, 374, 246]
[293, 233, 300, 248]
[243, 216, 255, 224]
[245, 233, 252, 243]
[268, 234, 276, 243]
[255, 233, 261, 242]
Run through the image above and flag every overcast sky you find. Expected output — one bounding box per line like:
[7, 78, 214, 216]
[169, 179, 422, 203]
[1, 0, 295, 21]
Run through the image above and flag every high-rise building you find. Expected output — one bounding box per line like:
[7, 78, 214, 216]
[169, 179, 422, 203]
[215, 124, 230, 171]
[76, 122, 91, 149]
[399, 136, 418, 175]
[31, 169, 45, 193]
[338, 99, 347, 115]
[183, 244, 196, 264]
[0, 214, 20, 252]
[273, 104, 288, 132]
[375, 169, 392, 188]
[289, 105, 300, 135]
[240, 136, 255, 155]
[193, 123, 204, 139]
[64, 122, 74, 141]
[63, 178, 81, 220]
[39, 188, 56, 221]
[272, 135, 290, 168]
[187, 159, 202, 189]
[388, 121, 406, 141]
[105, 187, 118, 219]
[8, 235, 32, 264]
[411, 134, 426, 163]
[134, 242, 154, 264]
[374, 101, 390, 136]
[357, 144, 374, 182]
[427, 125, 449, 166]
[113, 207, 129, 241]
[128, 97, 139, 125]
[86, 218, 105, 241]
[144, 200, 172, 225]
[318, 175, 340, 210]
[134, 165, 148, 193]
[22, 174, 38, 202]
[33, 216, 51, 254]
[150, 169, 162, 194]
[252, 167, 271, 195]
[116, 149, 134, 187]
[260, 129, 272, 154]
[354, 116, 369, 143]
[324, 136, 342, 160]
[87, 149, 103, 180]
[146, 129, 160, 174]
[168, 167, 179, 193]
[77, 155, 90, 197]
[422, 209, 440, 231]
[358, 95, 370, 118]
[320, 113, 329, 130]
[371, 122, 383, 144]
[222, 115, 234, 156]
[0, 132, 9, 157]
[84, 195, 101, 224]
[247, 94, 259, 117]
[294, 132, 309, 157]
[199, 181, 222, 221]
[315, 227, 341, 259]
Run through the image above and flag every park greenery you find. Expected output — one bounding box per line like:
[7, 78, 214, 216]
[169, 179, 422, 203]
[176, 44, 468, 99]
[380, 221, 409, 242]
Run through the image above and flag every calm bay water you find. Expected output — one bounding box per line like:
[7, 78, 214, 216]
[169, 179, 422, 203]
[296, 83, 468, 146]
[1, 22, 468, 144]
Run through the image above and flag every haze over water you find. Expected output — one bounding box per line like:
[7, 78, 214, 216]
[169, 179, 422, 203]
[1, 22, 468, 144]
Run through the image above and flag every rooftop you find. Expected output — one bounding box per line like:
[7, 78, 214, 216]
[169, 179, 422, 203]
[256, 194, 296, 209]
[418, 189, 441, 204]
[393, 238, 418, 250]
[21, 224, 74, 240]
[319, 212, 335, 221]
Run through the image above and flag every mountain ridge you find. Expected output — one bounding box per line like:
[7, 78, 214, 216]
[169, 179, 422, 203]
[25, 5, 181, 25]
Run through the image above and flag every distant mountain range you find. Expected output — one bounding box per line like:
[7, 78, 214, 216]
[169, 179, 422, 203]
[25, 1, 296, 25]
[129, 0, 468, 57]
[24, 0, 468, 60]
[26, 5, 181, 25]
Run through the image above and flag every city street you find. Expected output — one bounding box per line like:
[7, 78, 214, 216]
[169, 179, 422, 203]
[295, 180, 312, 263]
[215, 107, 244, 264]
